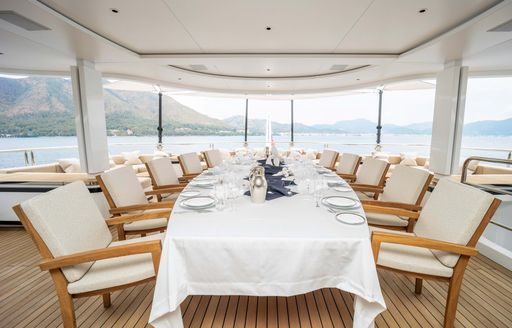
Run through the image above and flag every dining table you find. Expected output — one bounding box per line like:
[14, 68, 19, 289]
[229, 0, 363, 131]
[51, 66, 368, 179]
[149, 161, 386, 328]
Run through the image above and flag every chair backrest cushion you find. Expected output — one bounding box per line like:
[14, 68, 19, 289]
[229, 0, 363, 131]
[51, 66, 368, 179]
[148, 157, 180, 186]
[179, 152, 203, 174]
[21, 181, 112, 282]
[318, 150, 338, 168]
[204, 149, 223, 168]
[101, 166, 148, 207]
[336, 153, 360, 174]
[356, 158, 388, 185]
[380, 166, 430, 204]
[415, 178, 495, 267]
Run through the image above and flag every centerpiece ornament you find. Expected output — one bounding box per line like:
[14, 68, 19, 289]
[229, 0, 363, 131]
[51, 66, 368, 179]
[249, 166, 267, 203]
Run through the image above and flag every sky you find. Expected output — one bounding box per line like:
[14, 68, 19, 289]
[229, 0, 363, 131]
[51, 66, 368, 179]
[173, 76, 512, 125]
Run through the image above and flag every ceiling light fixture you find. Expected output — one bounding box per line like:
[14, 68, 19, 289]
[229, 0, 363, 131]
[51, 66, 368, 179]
[110, 8, 119, 14]
[178, 78, 182, 81]
[418, 8, 427, 14]
[266, 68, 271, 72]
[266, 26, 272, 31]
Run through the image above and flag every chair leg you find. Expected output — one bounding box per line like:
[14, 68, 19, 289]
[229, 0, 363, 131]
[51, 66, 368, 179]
[116, 225, 126, 240]
[444, 259, 469, 328]
[141, 233, 146, 237]
[415, 278, 423, 294]
[50, 271, 76, 328]
[102, 293, 111, 308]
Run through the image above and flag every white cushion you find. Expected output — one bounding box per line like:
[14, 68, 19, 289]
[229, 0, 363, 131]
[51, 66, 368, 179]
[318, 150, 338, 168]
[380, 166, 430, 204]
[377, 235, 454, 278]
[147, 157, 180, 186]
[179, 152, 203, 175]
[67, 233, 164, 294]
[305, 150, 317, 160]
[336, 153, 360, 174]
[153, 150, 170, 158]
[356, 158, 388, 186]
[58, 158, 81, 173]
[122, 151, 142, 165]
[21, 182, 112, 283]
[355, 191, 372, 200]
[204, 149, 223, 168]
[366, 212, 409, 227]
[415, 178, 495, 268]
[101, 167, 148, 207]
[123, 217, 168, 231]
[400, 157, 417, 166]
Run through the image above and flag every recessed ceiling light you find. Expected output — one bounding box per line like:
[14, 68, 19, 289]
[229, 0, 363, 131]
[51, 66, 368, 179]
[266, 68, 271, 72]
[418, 8, 427, 14]
[356, 78, 360, 81]
[110, 8, 119, 14]
[0, 52, 3, 55]
[178, 78, 182, 81]
[266, 26, 272, 31]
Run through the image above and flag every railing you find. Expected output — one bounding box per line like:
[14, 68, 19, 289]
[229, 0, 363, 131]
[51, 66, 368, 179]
[1, 141, 512, 168]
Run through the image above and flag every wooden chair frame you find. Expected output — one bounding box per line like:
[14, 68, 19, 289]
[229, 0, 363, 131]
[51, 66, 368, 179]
[12, 205, 163, 328]
[336, 155, 362, 182]
[371, 198, 501, 328]
[96, 175, 175, 240]
[178, 154, 205, 176]
[350, 161, 391, 199]
[145, 162, 188, 201]
[362, 172, 434, 232]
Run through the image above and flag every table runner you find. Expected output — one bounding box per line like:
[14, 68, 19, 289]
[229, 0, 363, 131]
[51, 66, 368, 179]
[150, 172, 386, 328]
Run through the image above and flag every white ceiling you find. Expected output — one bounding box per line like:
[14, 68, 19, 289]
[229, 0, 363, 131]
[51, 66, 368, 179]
[0, 0, 511, 97]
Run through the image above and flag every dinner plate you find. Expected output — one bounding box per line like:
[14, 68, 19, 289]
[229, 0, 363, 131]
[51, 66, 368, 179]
[322, 196, 360, 209]
[326, 179, 344, 187]
[180, 196, 216, 209]
[333, 186, 352, 192]
[323, 172, 338, 177]
[180, 190, 201, 198]
[335, 212, 366, 225]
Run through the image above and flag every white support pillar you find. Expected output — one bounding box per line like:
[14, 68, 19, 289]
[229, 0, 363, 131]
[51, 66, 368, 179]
[70, 60, 109, 174]
[429, 61, 469, 176]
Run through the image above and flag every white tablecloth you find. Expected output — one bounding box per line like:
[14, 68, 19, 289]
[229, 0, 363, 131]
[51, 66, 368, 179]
[149, 173, 386, 328]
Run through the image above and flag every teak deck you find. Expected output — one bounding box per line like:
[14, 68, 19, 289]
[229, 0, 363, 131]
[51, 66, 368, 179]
[1, 228, 512, 328]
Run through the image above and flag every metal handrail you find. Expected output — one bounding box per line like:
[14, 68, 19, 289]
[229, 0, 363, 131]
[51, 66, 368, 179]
[461, 156, 512, 232]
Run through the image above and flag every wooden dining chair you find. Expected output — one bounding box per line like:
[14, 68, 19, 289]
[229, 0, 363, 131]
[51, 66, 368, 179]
[350, 157, 390, 199]
[371, 178, 501, 328]
[178, 152, 205, 178]
[145, 157, 188, 201]
[12, 181, 164, 328]
[202, 149, 223, 168]
[96, 166, 175, 240]
[361, 165, 433, 232]
[318, 149, 339, 170]
[335, 153, 361, 182]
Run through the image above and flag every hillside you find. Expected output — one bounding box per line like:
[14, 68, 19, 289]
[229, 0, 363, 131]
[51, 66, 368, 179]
[1, 76, 511, 137]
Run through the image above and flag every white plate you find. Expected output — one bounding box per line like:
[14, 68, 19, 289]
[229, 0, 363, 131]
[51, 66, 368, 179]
[180, 196, 216, 209]
[322, 196, 360, 209]
[333, 186, 352, 192]
[190, 179, 215, 187]
[180, 190, 201, 198]
[335, 213, 366, 225]
[323, 172, 337, 177]
[326, 179, 344, 187]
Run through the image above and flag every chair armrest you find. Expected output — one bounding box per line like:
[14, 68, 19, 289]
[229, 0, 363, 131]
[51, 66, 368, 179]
[153, 183, 188, 190]
[371, 231, 478, 262]
[39, 240, 162, 272]
[337, 173, 356, 181]
[361, 200, 422, 211]
[145, 186, 185, 196]
[105, 209, 171, 225]
[350, 184, 384, 193]
[363, 204, 420, 219]
[109, 201, 175, 214]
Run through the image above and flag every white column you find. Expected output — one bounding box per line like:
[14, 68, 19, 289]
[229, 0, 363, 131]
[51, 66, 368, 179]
[70, 60, 109, 174]
[429, 61, 468, 175]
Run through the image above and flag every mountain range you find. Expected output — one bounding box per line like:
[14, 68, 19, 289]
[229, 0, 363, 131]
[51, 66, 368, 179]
[0, 76, 511, 137]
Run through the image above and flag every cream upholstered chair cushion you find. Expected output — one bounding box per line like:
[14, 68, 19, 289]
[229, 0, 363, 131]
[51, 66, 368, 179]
[379, 165, 430, 204]
[67, 233, 164, 294]
[100, 167, 167, 231]
[147, 157, 180, 186]
[371, 228, 453, 277]
[101, 166, 148, 207]
[20, 181, 113, 283]
[318, 149, 338, 168]
[414, 178, 495, 268]
[204, 149, 223, 168]
[366, 212, 409, 227]
[336, 153, 359, 174]
[179, 152, 203, 175]
[356, 158, 388, 185]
